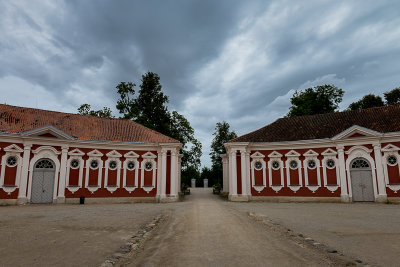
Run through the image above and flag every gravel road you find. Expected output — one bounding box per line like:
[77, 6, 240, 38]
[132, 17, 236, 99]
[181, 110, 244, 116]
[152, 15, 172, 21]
[124, 189, 350, 267]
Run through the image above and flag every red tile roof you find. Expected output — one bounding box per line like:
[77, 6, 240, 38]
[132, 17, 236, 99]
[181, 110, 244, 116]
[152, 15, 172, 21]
[0, 104, 179, 143]
[231, 105, 400, 143]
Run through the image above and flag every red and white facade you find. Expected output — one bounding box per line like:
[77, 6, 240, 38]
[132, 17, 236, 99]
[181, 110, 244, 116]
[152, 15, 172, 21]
[223, 115, 400, 203]
[0, 105, 182, 205]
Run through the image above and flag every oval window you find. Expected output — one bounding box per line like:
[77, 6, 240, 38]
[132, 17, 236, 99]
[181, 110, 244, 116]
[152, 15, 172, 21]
[127, 161, 135, 170]
[90, 160, 99, 169]
[289, 160, 298, 169]
[6, 156, 17, 167]
[254, 161, 262, 170]
[145, 162, 153, 171]
[70, 159, 79, 169]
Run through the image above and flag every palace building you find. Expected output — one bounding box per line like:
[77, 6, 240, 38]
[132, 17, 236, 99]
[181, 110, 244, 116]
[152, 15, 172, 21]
[0, 104, 181, 205]
[222, 105, 400, 203]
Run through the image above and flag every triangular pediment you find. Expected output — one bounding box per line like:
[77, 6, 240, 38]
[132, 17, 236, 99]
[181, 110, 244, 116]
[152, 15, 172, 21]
[87, 149, 103, 157]
[285, 150, 301, 157]
[250, 151, 265, 158]
[321, 148, 338, 156]
[68, 148, 85, 156]
[21, 125, 75, 140]
[142, 151, 157, 159]
[381, 144, 400, 152]
[331, 125, 382, 141]
[303, 149, 319, 157]
[124, 151, 139, 158]
[3, 144, 23, 153]
[106, 150, 122, 158]
[268, 151, 283, 158]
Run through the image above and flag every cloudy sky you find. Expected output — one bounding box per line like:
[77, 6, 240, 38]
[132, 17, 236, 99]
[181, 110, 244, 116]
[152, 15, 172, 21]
[1, 0, 400, 166]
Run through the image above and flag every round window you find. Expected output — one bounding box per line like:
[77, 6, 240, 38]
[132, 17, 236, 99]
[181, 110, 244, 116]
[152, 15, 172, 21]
[308, 160, 316, 169]
[6, 156, 17, 167]
[387, 156, 397, 166]
[272, 161, 280, 169]
[109, 161, 117, 170]
[326, 159, 335, 168]
[70, 159, 79, 169]
[254, 161, 262, 170]
[145, 162, 153, 171]
[90, 160, 99, 169]
[127, 161, 135, 170]
[289, 160, 298, 169]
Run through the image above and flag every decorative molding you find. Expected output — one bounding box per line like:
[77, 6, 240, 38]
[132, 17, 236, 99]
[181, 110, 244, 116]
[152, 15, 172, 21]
[140, 156, 157, 193]
[142, 151, 157, 159]
[250, 158, 266, 193]
[321, 148, 338, 156]
[67, 148, 85, 156]
[285, 150, 301, 157]
[381, 144, 400, 152]
[87, 149, 103, 157]
[345, 145, 373, 155]
[106, 150, 122, 158]
[3, 144, 23, 153]
[268, 158, 284, 193]
[303, 151, 321, 193]
[303, 149, 318, 157]
[104, 157, 121, 193]
[332, 125, 382, 140]
[124, 151, 140, 158]
[32, 146, 61, 155]
[268, 151, 283, 158]
[84, 151, 103, 193]
[20, 125, 75, 140]
[123, 158, 139, 193]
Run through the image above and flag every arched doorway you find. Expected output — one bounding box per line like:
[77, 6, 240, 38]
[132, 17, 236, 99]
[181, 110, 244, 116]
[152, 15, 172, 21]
[31, 159, 56, 203]
[350, 158, 375, 201]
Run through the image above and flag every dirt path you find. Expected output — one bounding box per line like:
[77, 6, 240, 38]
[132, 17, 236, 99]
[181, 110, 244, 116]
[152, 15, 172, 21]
[124, 189, 349, 267]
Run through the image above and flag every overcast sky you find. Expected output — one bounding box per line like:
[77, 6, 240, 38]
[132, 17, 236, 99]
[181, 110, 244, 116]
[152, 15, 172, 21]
[1, 0, 400, 167]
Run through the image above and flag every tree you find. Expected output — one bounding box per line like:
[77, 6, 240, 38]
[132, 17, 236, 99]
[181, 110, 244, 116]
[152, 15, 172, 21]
[287, 84, 344, 117]
[210, 121, 237, 186]
[77, 104, 113, 118]
[384, 87, 400, 105]
[117, 72, 172, 135]
[348, 94, 384, 110]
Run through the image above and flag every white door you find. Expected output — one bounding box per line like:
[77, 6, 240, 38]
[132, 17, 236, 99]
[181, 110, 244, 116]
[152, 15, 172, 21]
[350, 158, 374, 202]
[31, 159, 56, 203]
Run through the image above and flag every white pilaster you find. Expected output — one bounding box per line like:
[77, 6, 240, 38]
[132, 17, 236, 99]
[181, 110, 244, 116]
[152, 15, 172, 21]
[17, 144, 31, 204]
[240, 149, 247, 197]
[230, 150, 238, 197]
[57, 145, 68, 203]
[221, 154, 228, 192]
[373, 144, 387, 202]
[245, 152, 251, 197]
[170, 149, 178, 197]
[178, 154, 182, 193]
[337, 146, 349, 202]
[160, 149, 167, 198]
[156, 151, 162, 199]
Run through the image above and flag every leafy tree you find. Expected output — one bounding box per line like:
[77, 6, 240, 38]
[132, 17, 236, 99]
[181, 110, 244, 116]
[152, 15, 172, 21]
[116, 82, 136, 119]
[77, 104, 113, 118]
[348, 94, 384, 110]
[287, 84, 344, 117]
[210, 121, 237, 187]
[384, 87, 400, 105]
[118, 72, 172, 135]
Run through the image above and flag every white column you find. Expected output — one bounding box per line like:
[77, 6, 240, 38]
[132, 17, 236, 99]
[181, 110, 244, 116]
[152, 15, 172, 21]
[17, 144, 31, 203]
[373, 144, 387, 201]
[57, 145, 68, 203]
[161, 149, 167, 198]
[245, 152, 251, 197]
[221, 154, 228, 192]
[337, 146, 349, 202]
[156, 151, 162, 198]
[230, 150, 237, 197]
[178, 155, 182, 193]
[170, 149, 177, 197]
[240, 149, 247, 196]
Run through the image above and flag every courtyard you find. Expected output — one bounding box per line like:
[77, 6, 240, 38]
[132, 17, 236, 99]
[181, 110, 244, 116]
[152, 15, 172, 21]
[0, 189, 398, 266]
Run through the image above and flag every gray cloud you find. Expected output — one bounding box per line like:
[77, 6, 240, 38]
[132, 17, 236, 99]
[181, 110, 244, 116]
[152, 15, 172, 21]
[1, 0, 400, 166]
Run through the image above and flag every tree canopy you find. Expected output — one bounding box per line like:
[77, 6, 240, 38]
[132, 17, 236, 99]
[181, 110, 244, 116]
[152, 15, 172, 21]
[209, 121, 237, 187]
[287, 84, 344, 117]
[77, 104, 113, 118]
[384, 87, 400, 105]
[78, 71, 202, 176]
[348, 94, 384, 110]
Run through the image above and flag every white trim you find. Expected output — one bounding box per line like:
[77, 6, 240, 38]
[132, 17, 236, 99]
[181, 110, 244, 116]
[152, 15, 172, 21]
[322, 156, 340, 193]
[321, 148, 338, 156]
[140, 156, 157, 193]
[27, 149, 60, 202]
[382, 148, 400, 193]
[68, 148, 85, 156]
[84, 150, 103, 193]
[268, 153, 284, 193]
[345, 147, 378, 200]
[303, 150, 321, 193]
[123, 158, 139, 193]
[21, 125, 75, 140]
[250, 152, 266, 193]
[104, 150, 122, 193]
[66, 156, 84, 193]
[285, 152, 302, 192]
[331, 125, 382, 140]
[0, 149, 23, 194]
